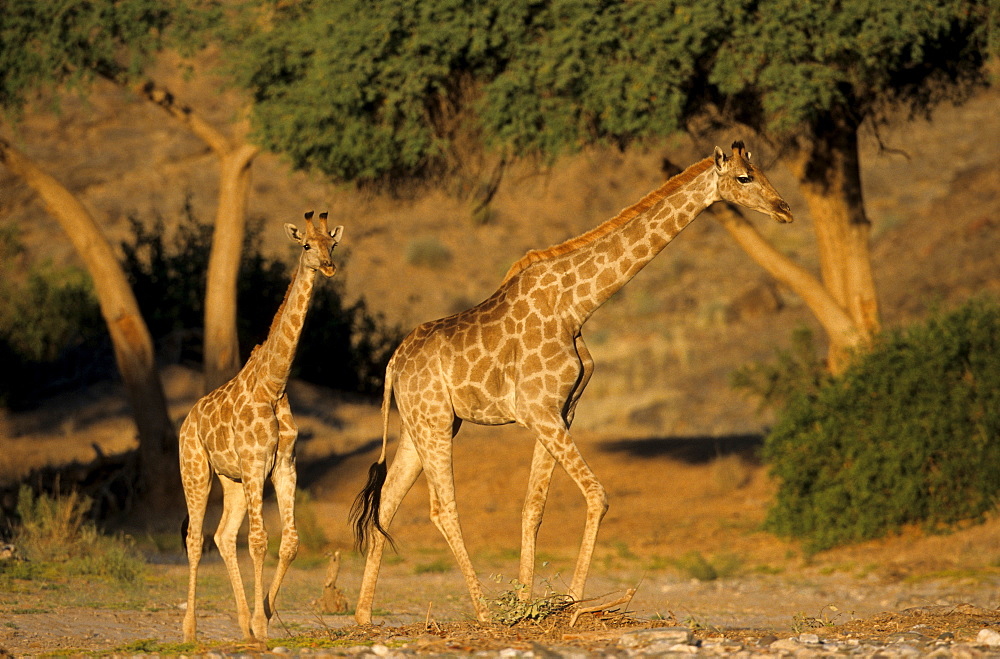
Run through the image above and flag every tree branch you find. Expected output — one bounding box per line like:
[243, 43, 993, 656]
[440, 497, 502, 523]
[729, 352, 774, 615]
[711, 203, 867, 355]
[130, 78, 242, 157]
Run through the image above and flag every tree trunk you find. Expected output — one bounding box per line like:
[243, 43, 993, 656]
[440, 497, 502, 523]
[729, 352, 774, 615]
[711, 203, 866, 373]
[202, 144, 258, 390]
[0, 137, 180, 514]
[132, 79, 260, 391]
[786, 127, 881, 371]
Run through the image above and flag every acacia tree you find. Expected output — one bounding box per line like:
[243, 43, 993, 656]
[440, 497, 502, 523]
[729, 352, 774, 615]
[230, 0, 993, 372]
[0, 0, 237, 512]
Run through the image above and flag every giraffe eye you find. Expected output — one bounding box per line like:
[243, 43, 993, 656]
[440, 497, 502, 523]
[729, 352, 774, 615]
[303, 244, 312, 251]
[736, 175, 753, 184]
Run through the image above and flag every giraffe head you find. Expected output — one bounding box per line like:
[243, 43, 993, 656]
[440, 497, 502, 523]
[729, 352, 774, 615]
[284, 211, 345, 277]
[713, 141, 794, 224]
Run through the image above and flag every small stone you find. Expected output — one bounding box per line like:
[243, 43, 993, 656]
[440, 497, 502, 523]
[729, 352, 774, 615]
[619, 627, 692, 648]
[665, 643, 699, 654]
[769, 638, 801, 651]
[977, 628, 1000, 646]
[798, 632, 821, 644]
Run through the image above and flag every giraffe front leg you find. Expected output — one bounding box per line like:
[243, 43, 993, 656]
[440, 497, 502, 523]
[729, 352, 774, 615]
[264, 399, 300, 621]
[519, 442, 556, 601]
[264, 450, 299, 619]
[215, 477, 253, 641]
[244, 475, 269, 643]
[528, 414, 607, 603]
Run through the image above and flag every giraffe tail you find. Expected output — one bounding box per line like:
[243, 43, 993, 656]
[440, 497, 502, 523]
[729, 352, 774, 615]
[349, 354, 396, 553]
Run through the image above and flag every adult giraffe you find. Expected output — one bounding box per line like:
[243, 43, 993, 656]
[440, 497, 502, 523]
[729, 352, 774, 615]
[179, 212, 343, 644]
[352, 142, 793, 624]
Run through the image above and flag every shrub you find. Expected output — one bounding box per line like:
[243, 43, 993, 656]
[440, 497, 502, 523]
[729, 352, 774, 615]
[0, 228, 109, 408]
[760, 297, 1000, 552]
[9, 485, 145, 585]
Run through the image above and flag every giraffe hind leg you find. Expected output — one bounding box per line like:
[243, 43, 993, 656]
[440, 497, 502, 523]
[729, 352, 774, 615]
[418, 429, 490, 623]
[179, 418, 212, 644]
[355, 431, 424, 625]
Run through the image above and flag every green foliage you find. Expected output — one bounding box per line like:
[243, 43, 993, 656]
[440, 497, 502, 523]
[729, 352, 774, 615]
[413, 558, 452, 574]
[121, 208, 401, 395]
[711, 0, 992, 137]
[14, 485, 93, 563]
[226, 0, 994, 183]
[0, 0, 220, 117]
[228, 0, 514, 184]
[762, 297, 1000, 552]
[9, 485, 145, 586]
[0, 228, 108, 408]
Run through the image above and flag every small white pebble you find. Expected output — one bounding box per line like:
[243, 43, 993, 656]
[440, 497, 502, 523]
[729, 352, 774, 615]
[977, 628, 1000, 646]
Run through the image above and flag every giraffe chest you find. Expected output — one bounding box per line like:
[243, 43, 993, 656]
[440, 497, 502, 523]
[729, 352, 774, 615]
[193, 392, 282, 481]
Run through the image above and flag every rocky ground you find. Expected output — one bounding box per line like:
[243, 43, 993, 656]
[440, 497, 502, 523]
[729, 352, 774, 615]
[4, 387, 1000, 657]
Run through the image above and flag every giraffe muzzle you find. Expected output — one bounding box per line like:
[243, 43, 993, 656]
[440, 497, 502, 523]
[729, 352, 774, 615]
[772, 200, 794, 223]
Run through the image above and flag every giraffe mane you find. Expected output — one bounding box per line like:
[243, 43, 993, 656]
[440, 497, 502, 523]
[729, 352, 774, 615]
[501, 156, 715, 283]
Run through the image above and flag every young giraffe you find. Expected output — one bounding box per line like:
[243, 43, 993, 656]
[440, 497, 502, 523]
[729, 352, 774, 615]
[351, 141, 793, 624]
[179, 212, 343, 644]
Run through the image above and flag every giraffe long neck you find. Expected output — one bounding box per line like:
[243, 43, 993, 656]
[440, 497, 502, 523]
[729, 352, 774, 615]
[524, 157, 718, 326]
[256, 260, 317, 394]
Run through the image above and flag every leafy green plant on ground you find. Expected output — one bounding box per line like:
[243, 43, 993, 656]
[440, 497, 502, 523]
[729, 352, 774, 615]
[488, 577, 574, 626]
[4, 485, 145, 586]
[758, 297, 1000, 552]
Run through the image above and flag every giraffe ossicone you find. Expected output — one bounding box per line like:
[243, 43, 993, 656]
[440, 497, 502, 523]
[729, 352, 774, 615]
[350, 141, 793, 625]
[178, 211, 343, 644]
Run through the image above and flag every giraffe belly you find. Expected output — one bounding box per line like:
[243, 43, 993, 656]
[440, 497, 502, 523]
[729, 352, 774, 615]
[451, 387, 515, 425]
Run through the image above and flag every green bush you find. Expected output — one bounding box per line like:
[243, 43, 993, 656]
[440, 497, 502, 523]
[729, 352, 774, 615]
[8, 485, 145, 585]
[0, 228, 109, 408]
[760, 297, 1000, 552]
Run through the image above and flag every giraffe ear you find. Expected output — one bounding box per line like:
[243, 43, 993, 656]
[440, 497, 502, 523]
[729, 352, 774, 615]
[713, 145, 727, 171]
[330, 225, 344, 243]
[284, 223, 304, 244]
